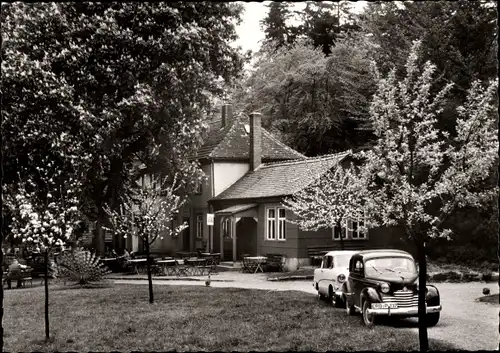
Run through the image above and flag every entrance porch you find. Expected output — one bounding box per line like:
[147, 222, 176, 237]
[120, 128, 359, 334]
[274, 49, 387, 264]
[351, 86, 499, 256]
[215, 204, 258, 262]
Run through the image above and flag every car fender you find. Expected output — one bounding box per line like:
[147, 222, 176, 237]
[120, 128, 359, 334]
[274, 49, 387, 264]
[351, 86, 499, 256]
[425, 284, 440, 306]
[361, 287, 382, 305]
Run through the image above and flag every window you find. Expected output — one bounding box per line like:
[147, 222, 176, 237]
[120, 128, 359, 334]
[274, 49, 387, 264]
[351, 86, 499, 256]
[333, 220, 347, 240]
[196, 214, 203, 239]
[278, 208, 286, 240]
[266, 207, 286, 241]
[322, 256, 333, 269]
[332, 212, 367, 241]
[354, 260, 364, 275]
[267, 208, 276, 240]
[195, 182, 202, 195]
[222, 218, 232, 239]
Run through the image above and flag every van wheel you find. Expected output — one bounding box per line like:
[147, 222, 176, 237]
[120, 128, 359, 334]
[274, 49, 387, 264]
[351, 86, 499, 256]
[362, 300, 376, 326]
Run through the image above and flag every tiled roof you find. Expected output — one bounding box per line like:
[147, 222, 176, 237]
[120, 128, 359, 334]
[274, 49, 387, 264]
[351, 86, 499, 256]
[215, 203, 258, 215]
[212, 151, 351, 201]
[190, 114, 305, 161]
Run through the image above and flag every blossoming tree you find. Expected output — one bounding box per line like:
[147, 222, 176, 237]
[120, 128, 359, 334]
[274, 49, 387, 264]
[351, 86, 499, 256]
[104, 173, 191, 304]
[283, 155, 365, 251]
[4, 166, 84, 341]
[358, 41, 498, 351]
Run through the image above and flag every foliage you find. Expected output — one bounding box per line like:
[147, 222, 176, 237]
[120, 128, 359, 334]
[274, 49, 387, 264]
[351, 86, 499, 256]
[357, 0, 499, 261]
[104, 174, 189, 247]
[361, 1, 497, 94]
[4, 179, 82, 252]
[238, 33, 377, 156]
[57, 249, 111, 285]
[359, 41, 498, 242]
[1, 2, 245, 254]
[283, 154, 365, 233]
[281, 41, 498, 351]
[260, 2, 298, 50]
[357, 41, 497, 351]
[260, 1, 360, 56]
[104, 173, 189, 303]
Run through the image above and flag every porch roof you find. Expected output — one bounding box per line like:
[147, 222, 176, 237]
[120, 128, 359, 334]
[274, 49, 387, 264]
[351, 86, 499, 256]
[215, 203, 258, 215]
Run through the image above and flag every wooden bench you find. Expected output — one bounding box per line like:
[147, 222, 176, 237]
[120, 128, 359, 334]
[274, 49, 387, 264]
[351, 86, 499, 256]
[265, 254, 286, 272]
[3, 268, 33, 288]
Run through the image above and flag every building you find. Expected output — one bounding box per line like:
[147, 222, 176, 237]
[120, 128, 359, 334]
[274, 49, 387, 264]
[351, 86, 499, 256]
[145, 105, 413, 268]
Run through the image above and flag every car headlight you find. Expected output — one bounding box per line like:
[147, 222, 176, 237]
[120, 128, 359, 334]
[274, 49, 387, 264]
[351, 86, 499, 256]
[380, 282, 390, 294]
[337, 274, 346, 283]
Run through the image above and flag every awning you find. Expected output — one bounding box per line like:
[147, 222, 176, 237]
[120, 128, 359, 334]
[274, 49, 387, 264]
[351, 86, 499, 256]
[215, 203, 258, 216]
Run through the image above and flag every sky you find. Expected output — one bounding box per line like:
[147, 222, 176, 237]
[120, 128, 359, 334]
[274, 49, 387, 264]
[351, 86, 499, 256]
[233, 1, 368, 54]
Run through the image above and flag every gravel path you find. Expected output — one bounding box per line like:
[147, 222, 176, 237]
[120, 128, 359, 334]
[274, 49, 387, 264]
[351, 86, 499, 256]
[113, 273, 498, 351]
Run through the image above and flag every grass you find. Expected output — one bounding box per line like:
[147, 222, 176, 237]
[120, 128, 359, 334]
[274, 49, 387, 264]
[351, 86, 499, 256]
[4, 284, 455, 352]
[478, 293, 499, 304]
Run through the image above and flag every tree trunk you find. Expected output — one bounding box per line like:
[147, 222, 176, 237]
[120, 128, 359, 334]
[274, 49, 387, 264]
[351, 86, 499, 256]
[44, 249, 50, 340]
[417, 241, 429, 352]
[145, 240, 154, 304]
[337, 220, 345, 250]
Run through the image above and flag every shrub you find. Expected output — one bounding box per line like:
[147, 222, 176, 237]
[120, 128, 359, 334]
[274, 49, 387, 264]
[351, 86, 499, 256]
[56, 249, 111, 285]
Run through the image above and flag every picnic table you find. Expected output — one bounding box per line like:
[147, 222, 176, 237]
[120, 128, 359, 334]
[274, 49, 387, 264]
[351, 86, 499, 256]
[243, 256, 267, 274]
[185, 258, 208, 276]
[176, 251, 198, 259]
[127, 258, 148, 274]
[200, 252, 221, 265]
[100, 257, 122, 272]
[156, 259, 177, 275]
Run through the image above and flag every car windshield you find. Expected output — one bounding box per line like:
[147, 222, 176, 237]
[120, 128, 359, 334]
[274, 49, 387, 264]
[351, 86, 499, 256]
[364, 257, 417, 277]
[334, 254, 354, 268]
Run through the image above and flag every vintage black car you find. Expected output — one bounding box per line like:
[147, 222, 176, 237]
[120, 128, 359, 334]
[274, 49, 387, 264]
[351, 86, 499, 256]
[343, 249, 441, 326]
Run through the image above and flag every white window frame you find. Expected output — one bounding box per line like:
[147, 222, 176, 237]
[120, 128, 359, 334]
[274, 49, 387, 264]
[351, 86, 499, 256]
[196, 214, 203, 239]
[332, 212, 367, 240]
[332, 219, 347, 240]
[266, 207, 286, 241]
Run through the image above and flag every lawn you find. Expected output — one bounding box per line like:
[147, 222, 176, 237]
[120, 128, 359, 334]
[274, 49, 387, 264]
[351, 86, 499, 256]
[4, 284, 454, 352]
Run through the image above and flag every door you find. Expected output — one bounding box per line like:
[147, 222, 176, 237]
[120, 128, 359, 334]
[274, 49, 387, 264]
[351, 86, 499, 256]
[182, 217, 190, 251]
[236, 217, 257, 259]
[318, 255, 333, 295]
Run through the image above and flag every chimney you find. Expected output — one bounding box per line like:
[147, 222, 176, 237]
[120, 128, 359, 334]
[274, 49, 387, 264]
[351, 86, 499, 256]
[249, 112, 262, 171]
[221, 103, 233, 127]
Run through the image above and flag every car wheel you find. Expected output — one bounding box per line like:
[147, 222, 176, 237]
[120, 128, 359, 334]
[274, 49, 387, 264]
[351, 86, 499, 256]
[328, 287, 338, 307]
[427, 313, 440, 327]
[318, 291, 326, 301]
[362, 300, 376, 326]
[332, 293, 345, 308]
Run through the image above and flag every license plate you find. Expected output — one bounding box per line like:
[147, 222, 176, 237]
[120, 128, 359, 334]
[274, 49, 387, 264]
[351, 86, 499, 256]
[372, 303, 398, 309]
